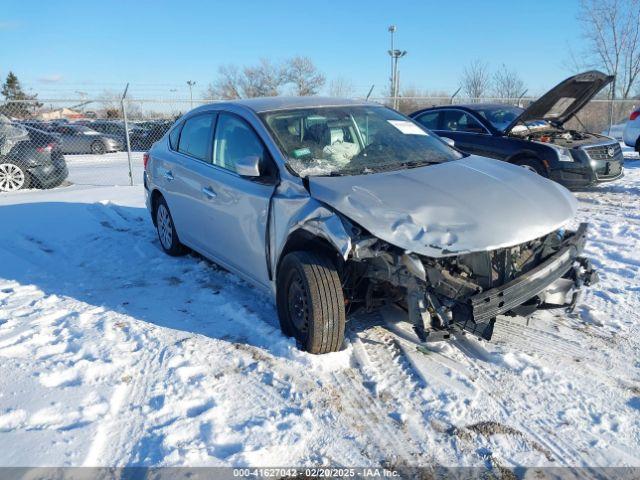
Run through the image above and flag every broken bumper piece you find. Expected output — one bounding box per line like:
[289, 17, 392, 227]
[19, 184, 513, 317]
[449, 223, 596, 340]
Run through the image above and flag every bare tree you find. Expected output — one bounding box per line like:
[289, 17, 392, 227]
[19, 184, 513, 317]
[328, 77, 356, 97]
[207, 59, 284, 99]
[97, 90, 141, 119]
[243, 59, 284, 97]
[396, 87, 450, 114]
[492, 64, 526, 101]
[284, 56, 325, 96]
[206, 65, 242, 100]
[578, 0, 640, 100]
[460, 60, 491, 100]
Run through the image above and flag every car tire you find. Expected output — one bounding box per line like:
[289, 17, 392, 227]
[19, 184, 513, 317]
[635, 137, 640, 153]
[514, 157, 547, 177]
[91, 141, 106, 155]
[0, 162, 29, 192]
[155, 196, 186, 256]
[276, 251, 346, 354]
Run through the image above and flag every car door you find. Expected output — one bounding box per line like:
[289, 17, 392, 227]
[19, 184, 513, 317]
[433, 109, 496, 158]
[197, 111, 277, 287]
[57, 127, 81, 154]
[157, 112, 217, 249]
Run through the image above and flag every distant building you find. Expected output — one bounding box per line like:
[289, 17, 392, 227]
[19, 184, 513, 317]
[39, 108, 84, 120]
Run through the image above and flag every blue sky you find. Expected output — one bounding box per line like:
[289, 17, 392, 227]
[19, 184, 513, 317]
[1, 0, 585, 99]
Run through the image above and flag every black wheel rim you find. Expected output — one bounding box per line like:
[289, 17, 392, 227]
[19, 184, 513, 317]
[287, 272, 309, 333]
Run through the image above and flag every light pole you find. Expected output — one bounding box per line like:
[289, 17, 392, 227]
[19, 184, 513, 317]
[387, 26, 407, 110]
[388, 25, 396, 98]
[186, 80, 196, 109]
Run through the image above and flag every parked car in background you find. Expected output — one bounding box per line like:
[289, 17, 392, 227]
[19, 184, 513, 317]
[144, 97, 597, 354]
[410, 71, 624, 189]
[0, 116, 68, 192]
[623, 108, 640, 152]
[44, 124, 122, 154]
[136, 120, 174, 150]
[89, 120, 146, 150]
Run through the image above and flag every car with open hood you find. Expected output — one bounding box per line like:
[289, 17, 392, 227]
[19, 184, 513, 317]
[410, 71, 624, 189]
[144, 97, 597, 354]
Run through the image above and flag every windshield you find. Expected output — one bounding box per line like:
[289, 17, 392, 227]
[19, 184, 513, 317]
[473, 105, 553, 132]
[473, 105, 523, 131]
[261, 106, 463, 177]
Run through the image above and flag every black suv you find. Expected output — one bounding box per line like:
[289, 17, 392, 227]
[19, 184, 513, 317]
[0, 117, 68, 192]
[410, 71, 624, 189]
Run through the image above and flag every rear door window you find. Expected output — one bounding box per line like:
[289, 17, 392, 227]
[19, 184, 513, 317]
[441, 110, 486, 133]
[177, 114, 215, 161]
[168, 123, 182, 150]
[414, 111, 440, 130]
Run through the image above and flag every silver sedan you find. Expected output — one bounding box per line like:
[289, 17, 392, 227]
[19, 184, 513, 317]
[144, 97, 597, 354]
[49, 124, 121, 154]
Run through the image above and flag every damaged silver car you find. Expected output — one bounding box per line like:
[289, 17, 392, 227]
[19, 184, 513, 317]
[144, 97, 597, 354]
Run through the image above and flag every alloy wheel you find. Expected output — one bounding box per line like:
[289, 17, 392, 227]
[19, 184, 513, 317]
[287, 273, 309, 333]
[0, 163, 26, 192]
[91, 142, 105, 154]
[157, 204, 173, 249]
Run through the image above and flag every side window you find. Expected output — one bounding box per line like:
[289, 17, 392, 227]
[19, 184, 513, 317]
[415, 111, 440, 130]
[213, 113, 267, 173]
[441, 110, 485, 133]
[168, 123, 182, 150]
[177, 114, 215, 161]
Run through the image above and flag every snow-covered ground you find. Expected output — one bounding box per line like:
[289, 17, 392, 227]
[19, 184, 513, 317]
[0, 150, 639, 469]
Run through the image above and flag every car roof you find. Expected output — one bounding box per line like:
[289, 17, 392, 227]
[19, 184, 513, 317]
[456, 103, 523, 110]
[420, 103, 523, 111]
[197, 96, 377, 114]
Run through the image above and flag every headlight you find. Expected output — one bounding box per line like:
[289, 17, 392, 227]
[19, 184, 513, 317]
[554, 146, 574, 162]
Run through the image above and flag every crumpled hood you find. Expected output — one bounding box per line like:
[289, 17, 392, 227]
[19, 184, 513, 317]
[308, 156, 578, 258]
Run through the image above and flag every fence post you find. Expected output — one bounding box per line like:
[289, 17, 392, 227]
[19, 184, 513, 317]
[121, 83, 134, 187]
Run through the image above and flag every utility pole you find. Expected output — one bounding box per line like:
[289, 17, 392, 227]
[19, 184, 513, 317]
[387, 26, 407, 110]
[186, 80, 196, 109]
[388, 25, 395, 99]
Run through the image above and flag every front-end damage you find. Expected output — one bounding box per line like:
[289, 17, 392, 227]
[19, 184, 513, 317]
[271, 163, 597, 343]
[336, 219, 598, 342]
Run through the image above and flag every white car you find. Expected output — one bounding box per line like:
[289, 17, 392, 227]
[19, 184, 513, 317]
[623, 108, 640, 151]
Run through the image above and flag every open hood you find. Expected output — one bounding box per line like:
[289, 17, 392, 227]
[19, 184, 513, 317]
[308, 156, 577, 258]
[505, 70, 613, 132]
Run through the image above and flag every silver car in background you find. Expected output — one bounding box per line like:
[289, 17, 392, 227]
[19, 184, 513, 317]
[623, 108, 640, 152]
[45, 124, 121, 154]
[144, 97, 597, 354]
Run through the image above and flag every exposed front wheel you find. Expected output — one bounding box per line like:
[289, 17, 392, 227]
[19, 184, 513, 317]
[155, 196, 185, 256]
[514, 158, 547, 177]
[91, 141, 106, 155]
[276, 251, 346, 354]
[0, 163, 28, 192]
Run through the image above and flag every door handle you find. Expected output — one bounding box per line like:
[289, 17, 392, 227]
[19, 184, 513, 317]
[163, 170, 174, 181]
[202, 186, 217, 199]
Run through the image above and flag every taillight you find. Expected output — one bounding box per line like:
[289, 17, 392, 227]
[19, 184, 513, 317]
[630, 111, 640, 121]
[36, 143, 55, 153]
[143, 152, 150, 170]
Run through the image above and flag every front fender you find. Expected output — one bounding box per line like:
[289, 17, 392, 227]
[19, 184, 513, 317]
[269, 179, 353, 286]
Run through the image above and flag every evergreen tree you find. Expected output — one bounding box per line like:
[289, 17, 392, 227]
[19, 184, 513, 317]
[0, 72, 41, 118]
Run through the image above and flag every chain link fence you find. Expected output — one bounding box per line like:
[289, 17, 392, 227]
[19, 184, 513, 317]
[0, 96, 637, 193]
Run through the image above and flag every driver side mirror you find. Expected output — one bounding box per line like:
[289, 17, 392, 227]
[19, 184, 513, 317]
[235, 155, 261, 177]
